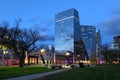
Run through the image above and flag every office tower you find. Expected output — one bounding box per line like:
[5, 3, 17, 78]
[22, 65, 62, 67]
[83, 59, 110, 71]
[55, 8, 84, 61]
[81, 25, 96, 59]
[114, 36, 120, 44]
[110, 36, 120, 50]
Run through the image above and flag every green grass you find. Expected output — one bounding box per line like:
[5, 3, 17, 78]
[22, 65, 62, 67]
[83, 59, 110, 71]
[36, 64, 120, 80]
[0, 66, 54, 79]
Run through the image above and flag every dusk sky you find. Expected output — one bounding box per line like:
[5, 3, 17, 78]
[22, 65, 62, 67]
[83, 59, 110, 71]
[0, 0, 120, 45]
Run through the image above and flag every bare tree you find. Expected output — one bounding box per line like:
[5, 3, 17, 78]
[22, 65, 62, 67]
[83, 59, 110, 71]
[0, 19, 41, 67]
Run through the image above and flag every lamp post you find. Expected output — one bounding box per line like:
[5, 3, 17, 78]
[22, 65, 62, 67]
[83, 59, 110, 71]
[66, 52, 70, 65]
[40, 49, 45, 64]
[3, 50, 9, 66]
[72, 53, 75, 64]
[0, 45, 2, 49]
[77, 54, 80, 63]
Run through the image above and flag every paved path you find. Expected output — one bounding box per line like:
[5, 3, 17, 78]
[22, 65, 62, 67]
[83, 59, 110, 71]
[5, 68, 71, 80]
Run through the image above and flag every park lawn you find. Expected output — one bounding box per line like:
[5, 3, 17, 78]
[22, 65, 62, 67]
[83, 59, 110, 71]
[0, 66, 54, 79]
[36, 65, 120, 80]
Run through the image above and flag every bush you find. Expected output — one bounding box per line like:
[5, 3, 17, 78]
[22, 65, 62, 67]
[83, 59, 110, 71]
[52, 66, 55, 69]
[79, 63, 84, 68]
[59, 66, 62, 69]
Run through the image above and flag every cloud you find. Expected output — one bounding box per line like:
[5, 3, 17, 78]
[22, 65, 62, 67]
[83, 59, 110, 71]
[34, 23, 50, 32]
[29, 17, 54, 42]
[29, 17, 54, 26]
[98, 8, 120, 44]
[99, 8, 120, 36]
[29, 16, 40, 23]
[29, 17, 54, 33]
[100, 16, 120, 35]
[46, 19, 54, 26]
[39, 34, 54, 41]
[112, 8, 120, 15]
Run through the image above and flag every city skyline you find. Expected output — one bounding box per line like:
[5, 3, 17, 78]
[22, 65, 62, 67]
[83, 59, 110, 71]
[0, 0, 120, 44]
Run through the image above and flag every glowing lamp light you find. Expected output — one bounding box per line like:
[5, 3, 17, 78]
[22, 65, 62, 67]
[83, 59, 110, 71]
[0, 45, 1, 48]
[3, 51, 6, 54]
[66, 52, 70, 56]
[40, 49, 45, 54]
[77, 55, 80, 57]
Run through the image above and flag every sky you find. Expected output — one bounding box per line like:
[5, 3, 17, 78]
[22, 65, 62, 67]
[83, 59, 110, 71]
[0, 0, 120, 45]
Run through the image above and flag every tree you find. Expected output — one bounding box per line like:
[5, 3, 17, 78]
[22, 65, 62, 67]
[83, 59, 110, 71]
[101, 45, 111, 64]
[0, 19, 41, 67]
[101, 44, 120, 64]
[110, 49, 120, 63]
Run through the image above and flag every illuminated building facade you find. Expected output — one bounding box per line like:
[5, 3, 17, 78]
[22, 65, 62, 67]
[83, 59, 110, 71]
[55, 8, 84, 61]
[110, 36, 120, 50]
[114, 36, 120, 44]
[81, 25, 96, 59]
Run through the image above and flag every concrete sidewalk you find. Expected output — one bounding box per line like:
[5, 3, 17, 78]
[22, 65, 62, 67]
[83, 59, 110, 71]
[5, 68, 71, 80]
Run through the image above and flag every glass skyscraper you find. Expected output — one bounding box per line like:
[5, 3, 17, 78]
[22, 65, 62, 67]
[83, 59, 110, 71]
[81, 25, 96, 59]
[55, 8, 82, 58]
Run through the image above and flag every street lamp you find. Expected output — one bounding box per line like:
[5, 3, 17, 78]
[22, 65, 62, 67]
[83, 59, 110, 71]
[40, 49, 45, 54]
[66, 52, 70, 56]
[40, 49, 45, 64]
[0, 45, 2, 49]
[66, 52, 70, 65]
[77, 54, 80, 63]
[77, 55, 80, 57]
[3, 50, 9, 66]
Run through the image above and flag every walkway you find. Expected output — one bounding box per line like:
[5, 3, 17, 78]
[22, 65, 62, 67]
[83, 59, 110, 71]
[5, 68, 71, 80]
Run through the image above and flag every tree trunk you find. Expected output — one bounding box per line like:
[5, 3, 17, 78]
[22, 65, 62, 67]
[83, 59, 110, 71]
[40, 54, 45, 64]
[19, 52, 25, 68]
[36, 56, 38, 64]
[28, 56, 30, 65]
[19, 57, 24, 68]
